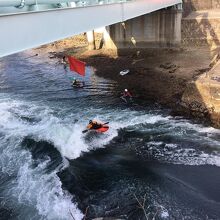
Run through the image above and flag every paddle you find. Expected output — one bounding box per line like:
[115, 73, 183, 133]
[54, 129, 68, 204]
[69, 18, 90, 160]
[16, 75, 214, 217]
[82, 122, 109, 134]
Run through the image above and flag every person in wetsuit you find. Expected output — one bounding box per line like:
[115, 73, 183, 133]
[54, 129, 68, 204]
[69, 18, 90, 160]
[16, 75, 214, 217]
[87, 120, 103, 130]
[72, 78, 85, 88]
[120, 89, 133, 103]
[72, 78, 79, 86]
[61, 56, 68, 71]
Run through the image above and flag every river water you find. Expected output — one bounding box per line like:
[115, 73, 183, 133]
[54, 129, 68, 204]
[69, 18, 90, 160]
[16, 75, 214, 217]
[0, 51, 220, 220]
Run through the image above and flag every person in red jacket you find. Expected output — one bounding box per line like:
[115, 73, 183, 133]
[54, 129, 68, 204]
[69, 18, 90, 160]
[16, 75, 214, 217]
[120, 89, 133, 103]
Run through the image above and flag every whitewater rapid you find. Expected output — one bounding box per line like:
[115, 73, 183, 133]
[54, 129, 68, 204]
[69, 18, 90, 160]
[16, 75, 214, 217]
[1, 51, 220, 220]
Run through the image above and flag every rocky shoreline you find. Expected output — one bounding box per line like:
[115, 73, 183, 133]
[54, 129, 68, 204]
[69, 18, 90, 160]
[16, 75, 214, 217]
[77, 47, 220, 128]
[36, 35, 220, 128]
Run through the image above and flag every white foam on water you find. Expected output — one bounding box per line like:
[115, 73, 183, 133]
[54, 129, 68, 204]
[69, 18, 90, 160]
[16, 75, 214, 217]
[85, 113, 169, 150]
[0, 97, 168, 219]
[106, 113, 169, 135]
[15, 159, 83, 220]
[0, 97, 85, 219]
[145, 141, 220, 167]
[0, 97, 88, 160]
[174, 119, 220, 134]
[161, 210, 169, 219]
[32, 119, 89, 160]
[0, 96, 167, 159]
[0, 134, 83, 220]
[1, 94, 220, 219]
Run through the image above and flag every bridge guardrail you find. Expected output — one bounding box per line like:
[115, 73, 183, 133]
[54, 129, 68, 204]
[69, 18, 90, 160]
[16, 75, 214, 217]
[0, 0, 132, 15]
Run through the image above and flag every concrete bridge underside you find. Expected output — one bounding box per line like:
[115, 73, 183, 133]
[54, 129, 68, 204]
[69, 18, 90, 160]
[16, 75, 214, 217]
[0, 0, 181, 57]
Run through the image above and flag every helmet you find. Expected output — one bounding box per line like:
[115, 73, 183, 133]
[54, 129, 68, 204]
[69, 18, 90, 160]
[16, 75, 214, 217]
[73, 78, 76, 80]
[125, 89, 128, 92]
[89, 120, 92, 124]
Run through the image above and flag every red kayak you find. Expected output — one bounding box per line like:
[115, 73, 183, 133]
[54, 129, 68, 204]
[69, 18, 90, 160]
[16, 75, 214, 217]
[82, 122, 109, 134]
[96, 126, 109, 133]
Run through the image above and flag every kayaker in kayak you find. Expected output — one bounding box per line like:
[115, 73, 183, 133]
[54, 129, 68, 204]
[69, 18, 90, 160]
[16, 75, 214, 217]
[72, 78, 79, 86]
[72, 78, 85, 87]
[82, 120, 109, 133]
[87, 120, 103, 130]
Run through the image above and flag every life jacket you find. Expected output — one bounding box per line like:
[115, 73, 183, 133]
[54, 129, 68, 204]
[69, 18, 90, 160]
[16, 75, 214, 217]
[123, 91, 132, 97]
[87, 121, 102, 130]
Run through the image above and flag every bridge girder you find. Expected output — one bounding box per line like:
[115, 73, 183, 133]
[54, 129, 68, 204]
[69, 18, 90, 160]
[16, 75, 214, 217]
[0, 0, 182, 57]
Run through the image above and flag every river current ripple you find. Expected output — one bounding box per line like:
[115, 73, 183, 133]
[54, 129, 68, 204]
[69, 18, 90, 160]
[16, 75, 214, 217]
[0, 51, 220, 220]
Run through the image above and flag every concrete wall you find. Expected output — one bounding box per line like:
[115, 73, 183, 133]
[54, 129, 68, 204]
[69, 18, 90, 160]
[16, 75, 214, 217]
[182, 0, 220, 47]
[183, 0, 220, 17]
[182, 18, 220, 47]
[104, 6, 182, 49]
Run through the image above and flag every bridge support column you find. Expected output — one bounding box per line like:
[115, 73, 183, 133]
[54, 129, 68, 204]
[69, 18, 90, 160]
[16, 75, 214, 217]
[86, 30, 96, 50]
[103, 27, 117, 50]
[104, 4, 182, 49]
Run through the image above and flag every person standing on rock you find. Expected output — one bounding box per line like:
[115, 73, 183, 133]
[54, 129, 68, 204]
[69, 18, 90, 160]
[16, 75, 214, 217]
[61, 56, 68, 71]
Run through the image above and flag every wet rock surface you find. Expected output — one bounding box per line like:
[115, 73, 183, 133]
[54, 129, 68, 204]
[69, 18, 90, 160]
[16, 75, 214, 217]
[36, 36, 220, 128]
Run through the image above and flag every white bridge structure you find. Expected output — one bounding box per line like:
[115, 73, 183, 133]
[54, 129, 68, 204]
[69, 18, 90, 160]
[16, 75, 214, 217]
[0, 0, 182, 57]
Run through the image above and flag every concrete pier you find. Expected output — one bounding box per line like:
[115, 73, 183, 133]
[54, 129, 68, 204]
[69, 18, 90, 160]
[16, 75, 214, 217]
[86, 30, 96, 50]
[103, 5, 182, 49]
